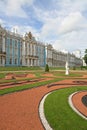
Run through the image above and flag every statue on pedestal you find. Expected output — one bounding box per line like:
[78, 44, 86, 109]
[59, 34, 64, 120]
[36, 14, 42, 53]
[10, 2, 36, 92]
[65, 61, 69, 75]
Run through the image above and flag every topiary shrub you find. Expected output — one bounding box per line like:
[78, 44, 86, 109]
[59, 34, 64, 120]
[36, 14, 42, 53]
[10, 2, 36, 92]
[73, 66, 76, 70]
[45, 64, 49, 72]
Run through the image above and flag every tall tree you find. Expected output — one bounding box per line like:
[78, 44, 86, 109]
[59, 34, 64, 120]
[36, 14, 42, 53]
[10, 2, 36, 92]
[84, 49, 87, 65]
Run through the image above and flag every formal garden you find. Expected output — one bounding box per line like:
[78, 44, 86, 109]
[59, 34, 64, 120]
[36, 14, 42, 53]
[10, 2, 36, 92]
[0, 66, 86, 95]
[0, 66, 87, 130]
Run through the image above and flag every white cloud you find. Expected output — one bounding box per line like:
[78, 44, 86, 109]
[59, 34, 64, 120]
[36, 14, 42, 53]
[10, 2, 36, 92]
[40, 18, 60, 40]
[53, 40, 63, 51]
[0, 0, 5, 13]
[53, 30, 87, 53]
[6, 0, 27, 17]
[0, 0, 35, 17]
[34, 9, 87, 44]
[0, 19, 5, 26]
[33, 1, 87, 54]
[58, 12, 85, 34]
[56, 0, 87, 14]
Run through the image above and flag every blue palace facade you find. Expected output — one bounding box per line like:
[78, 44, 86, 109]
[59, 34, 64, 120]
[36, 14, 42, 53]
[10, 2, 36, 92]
[0, 25, 82, 67]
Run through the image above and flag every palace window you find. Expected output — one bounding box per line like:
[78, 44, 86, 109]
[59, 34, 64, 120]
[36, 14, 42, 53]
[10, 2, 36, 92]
[15, 59, 17, 64]
[9, 58, 12, 64]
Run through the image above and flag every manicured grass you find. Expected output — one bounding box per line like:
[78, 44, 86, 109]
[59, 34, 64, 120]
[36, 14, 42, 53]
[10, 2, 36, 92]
[50, 66, 82, 70]
[49, 67, 65, 70]
[0, 66, 42, 71]
[0, 77, 36, 84]
[0, 70, 84, 84]
[34, 71, 44, 77]
[0, 73, 6, 79]
[51, 71, 82, 77]
[0, 72, 28, 80]
[44, 86, 87, 130]
[0, 71, 43, 84]
[0, 78, 63, 95]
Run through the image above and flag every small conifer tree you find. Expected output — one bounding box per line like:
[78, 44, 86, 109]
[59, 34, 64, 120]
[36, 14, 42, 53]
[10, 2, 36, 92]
[45, 64, 49, 72]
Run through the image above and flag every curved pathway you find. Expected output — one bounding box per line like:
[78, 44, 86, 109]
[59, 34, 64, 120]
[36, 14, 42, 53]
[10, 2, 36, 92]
[72, 91, 87, 117]
[0, 79, 87, 130]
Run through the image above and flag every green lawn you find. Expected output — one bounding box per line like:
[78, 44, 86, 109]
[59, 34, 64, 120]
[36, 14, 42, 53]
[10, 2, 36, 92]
[0, 72, 28, 79]
[0, 71, 44, 83]
[0, 66, 42, 71]
[44, 86, 87, 130]
[0, 71, 83, 82]
[49, 67, 65, 70]
[50, 66, 83, 71]
[0, 69, 86, 95]
[53, 71, 82, 77]
[0, 78, 63, 95]
[0, 73, 6, 79]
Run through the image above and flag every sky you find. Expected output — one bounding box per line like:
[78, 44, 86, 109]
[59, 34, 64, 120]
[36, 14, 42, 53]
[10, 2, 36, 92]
[0, 0, 87, 56]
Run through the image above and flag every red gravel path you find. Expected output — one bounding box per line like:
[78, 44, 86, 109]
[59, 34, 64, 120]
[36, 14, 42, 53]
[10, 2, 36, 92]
[0, 79, 87, 130]
[72, 91, 87, 117]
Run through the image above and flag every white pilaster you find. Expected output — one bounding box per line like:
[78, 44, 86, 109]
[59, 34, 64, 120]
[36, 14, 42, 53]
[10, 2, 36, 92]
[2, 58, 5, 66]
[27, 59, 29, 66]
[22, 40, 25, 66]
[2, 35, 6, 52]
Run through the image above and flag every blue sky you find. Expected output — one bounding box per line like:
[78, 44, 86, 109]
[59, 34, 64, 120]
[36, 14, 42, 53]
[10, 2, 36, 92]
[0, 0, 87, 56]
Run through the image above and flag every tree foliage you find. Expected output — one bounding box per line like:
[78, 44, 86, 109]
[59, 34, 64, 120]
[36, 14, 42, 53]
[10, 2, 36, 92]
[84, 49, 87, 65]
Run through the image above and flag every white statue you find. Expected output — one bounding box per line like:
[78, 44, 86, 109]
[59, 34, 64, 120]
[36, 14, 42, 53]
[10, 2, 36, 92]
[65, 61, 69, 75]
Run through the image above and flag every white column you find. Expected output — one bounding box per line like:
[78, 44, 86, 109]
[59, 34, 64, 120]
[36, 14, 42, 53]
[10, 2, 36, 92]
[45, 46, 47, 64]
[2, 58, 5, 66]
[33, 45, 35, 56]
[27, 59, 29, 66]
[0, 58, 1, 66]
[22, 40, 25, 66]
[34, 60, 36, 66]
[2, 35, 5, 52]
[27, 43, 29, 55]
[32, 44, 34, 56]
[30, 44, 32, 55]
[31, 59, 33, 66]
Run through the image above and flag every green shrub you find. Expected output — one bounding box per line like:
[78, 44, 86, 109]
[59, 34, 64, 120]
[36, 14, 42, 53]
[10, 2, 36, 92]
[73, 66, 76, 70]
[45, 64, 49, 72]
[81, 66, 87, 70]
